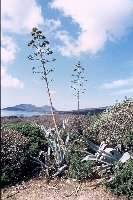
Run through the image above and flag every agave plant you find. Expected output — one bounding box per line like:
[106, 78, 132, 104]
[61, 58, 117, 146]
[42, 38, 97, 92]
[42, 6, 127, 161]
[30, 123, 69, 177]
[81, 141, 133, 171]
[81, 140, 133, 187]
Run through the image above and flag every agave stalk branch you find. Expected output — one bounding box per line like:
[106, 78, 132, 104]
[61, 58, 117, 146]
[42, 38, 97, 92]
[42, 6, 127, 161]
[42, 64, 64, 148]
[77, 65, 80, 116]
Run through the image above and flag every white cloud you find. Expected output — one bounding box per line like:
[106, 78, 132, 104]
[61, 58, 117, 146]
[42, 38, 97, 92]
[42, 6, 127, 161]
[1, 66, 24, 89]
[1, 34, 20, 64]
[55, 31, 79, 57]
[1, 0, 44, 34]
[111, 88, 133, 95]
[50, 0, 133, 56]
[45, 19, 61, 31]
[101, 78, 133, 89]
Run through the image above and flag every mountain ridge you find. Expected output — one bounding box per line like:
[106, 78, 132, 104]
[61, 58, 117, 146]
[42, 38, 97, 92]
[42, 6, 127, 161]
[2, 104, 56, 112]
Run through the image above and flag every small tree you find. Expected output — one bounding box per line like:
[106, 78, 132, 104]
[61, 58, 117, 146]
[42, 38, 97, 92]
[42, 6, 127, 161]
[71, 61, 87, 115]
[27, 27, 63, 146]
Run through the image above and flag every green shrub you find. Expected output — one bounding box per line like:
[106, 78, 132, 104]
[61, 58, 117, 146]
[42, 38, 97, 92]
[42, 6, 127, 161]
[1, 127, 27, 167]
[61, 121, 96, 182]
[89, 98, 133, 150]
[104, 159, 133, 199]
[67, 151, 93, 181]
[2, 123, 48, 155]
[1, 127, 28, 186]
[1, 123, 48, 187]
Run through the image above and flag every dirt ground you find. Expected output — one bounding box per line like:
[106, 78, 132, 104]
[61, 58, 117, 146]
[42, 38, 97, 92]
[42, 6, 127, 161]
[1, 176, 127, 200]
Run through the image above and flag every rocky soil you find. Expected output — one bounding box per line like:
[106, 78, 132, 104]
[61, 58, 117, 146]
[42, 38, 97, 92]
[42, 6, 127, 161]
[1, 176, 126, 200]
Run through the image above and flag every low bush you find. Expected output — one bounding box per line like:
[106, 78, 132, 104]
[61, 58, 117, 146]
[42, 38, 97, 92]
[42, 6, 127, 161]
[2, 123, 48, 155]
[88, 98, 133, 150]
[1, 123, 48, 187]
[1, 127, 27, 167]
[67, 151, 93, 182]
[104, 159, 133, 199]
[64, 115, 92, 135]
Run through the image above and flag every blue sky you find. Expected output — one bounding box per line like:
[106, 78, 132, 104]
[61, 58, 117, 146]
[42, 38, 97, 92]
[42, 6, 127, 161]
[1, 0, 133, 111]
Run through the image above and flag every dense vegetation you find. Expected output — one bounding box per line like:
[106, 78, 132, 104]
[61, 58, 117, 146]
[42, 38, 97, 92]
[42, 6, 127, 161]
[1, 124, 48, 186]
[1, 98, 133, 199]
[104, 159, 133, 198]
[88, 98, 133, 151]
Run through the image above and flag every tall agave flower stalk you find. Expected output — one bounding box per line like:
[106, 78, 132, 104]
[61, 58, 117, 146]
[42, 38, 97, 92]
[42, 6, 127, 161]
[71, 61, 87, 115]
[28, 27, 63, 147]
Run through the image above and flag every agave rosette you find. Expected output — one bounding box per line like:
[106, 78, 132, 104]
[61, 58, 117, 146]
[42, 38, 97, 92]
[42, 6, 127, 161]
[31, 123, 69, 176]
[81, 141, 133, 172]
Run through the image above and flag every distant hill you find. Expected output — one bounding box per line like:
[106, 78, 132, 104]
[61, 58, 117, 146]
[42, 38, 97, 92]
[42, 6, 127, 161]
[2, 104, 57, 113]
